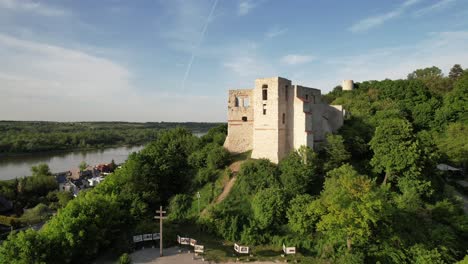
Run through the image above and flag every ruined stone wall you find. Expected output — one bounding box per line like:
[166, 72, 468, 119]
[224, 76, 345, 163]
[223, 89, 254, 153]
[310, 103, 345, 143]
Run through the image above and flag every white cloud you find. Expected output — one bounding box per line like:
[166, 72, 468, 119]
[318, 30, 468, 90]
[0, 0, 69, 17]
[265, 27, 288, 38]
[281, 54, 315, 65]
[0, 34, 228, 122]
[238, 0, 255, 16]
[0, 33, 131, 99]
[349, 0, 421, 32]
[238, 0, 267, 16]
[413, 0, 457, 16]
[224, 57, 264, 77]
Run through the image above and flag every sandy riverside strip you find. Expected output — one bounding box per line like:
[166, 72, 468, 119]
[130, 247, 277, 264]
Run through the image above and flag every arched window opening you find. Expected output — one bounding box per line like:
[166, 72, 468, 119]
[234, 97, 239, 107]
[242, 116, 248, 122]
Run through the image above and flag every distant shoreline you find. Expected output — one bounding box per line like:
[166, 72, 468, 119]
[0, 130, 209, 158]
[0, 143, 145, 159]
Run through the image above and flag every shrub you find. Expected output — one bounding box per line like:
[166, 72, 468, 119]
[118, 253, 131, 264]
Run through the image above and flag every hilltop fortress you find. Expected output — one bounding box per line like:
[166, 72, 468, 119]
[223, 77, 346, 163]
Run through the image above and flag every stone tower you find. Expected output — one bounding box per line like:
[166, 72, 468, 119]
[224, 77, 345, 163]
[342, 80, 354, 91]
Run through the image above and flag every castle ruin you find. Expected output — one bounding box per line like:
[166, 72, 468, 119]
[223, 77, 345, 163]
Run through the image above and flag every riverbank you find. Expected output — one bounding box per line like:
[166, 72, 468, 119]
[0, 145, 143, 180]
[0, 144, 144, 158]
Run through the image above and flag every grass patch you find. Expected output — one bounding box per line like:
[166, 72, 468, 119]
[166, 221, 323, 263]
[189, 169, 228, 218]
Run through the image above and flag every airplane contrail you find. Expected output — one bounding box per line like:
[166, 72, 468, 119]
[181, 0, 218, 91]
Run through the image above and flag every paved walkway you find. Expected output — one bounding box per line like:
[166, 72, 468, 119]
[130, 247, 275, 264]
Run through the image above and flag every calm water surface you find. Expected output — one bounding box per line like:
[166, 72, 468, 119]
[0, 132, 207, 181]
[0, 146, 144, 181]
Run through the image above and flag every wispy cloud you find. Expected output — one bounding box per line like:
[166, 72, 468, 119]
[349, 0, 421, 33]
[0, 33, 228, 122]
[238, 0, 267, 16]
[181, 0, 219, 90]
[0, 0, 69, 17]
[265, 26, 288, 38]
[413, 0, 457, 16]
[221, 39, 274, 80]
[281, 54, 315, 65]
[320, 30, 468, 89]
[238, 0, 255, 15]
[0, 33, 131, 100]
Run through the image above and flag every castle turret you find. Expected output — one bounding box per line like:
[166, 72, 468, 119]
[342, 80, 354, 91]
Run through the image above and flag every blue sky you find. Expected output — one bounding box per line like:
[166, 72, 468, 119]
[0, 0, 467, 122]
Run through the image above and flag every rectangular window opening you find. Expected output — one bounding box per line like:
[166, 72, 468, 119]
[243, 97, 250, 107]
[282, 113, 285, 124]
[263, 104, 267, 115]
[262, 89, 268, 100]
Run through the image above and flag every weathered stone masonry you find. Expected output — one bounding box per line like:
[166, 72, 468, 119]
[223, 77, 345, 163]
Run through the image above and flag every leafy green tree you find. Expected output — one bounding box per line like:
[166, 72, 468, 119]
[449, 64, 464, 81]
[236, 159, 280, 195]
[79, 161, 88, 172]
[279, 146, 319, 196]
[206, 146, 230, 169]
[369, 118, 420, 184]
[407, 244, 445, 264]
[434, 73, 468, 126]
[251, 188, 287, 230]
[286, 194, 318, 235]
[0, 229, 49, 263]
[200, 124, 227, 145]
[407, 66, 443, 80]
[20, 203, 52, 225]
[312, 164, 390, 252]
[407, 66, 451, 94]
[31, 163, 52, 177]
[323, 134, 351, 172]
[168, 194, 192, 221]
[437, 122, 468, 167]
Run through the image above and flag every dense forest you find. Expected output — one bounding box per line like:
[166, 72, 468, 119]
[0, 65, 467, 263]
[0, 121, 221, 155]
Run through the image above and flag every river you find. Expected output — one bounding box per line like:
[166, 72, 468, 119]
[0, 145, 144, 181]
[0, 132, 208, 181]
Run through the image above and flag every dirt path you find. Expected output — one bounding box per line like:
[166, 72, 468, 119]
[215, 177, 236, 203]
[200, 161, 244, 216]
[214, 161, 244, 204]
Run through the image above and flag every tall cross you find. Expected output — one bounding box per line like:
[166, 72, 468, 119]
[155, 206, 167, 257]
